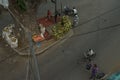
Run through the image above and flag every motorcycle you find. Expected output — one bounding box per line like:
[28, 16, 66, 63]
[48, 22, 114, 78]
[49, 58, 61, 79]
[63, 6, 74, 16]
[73, 14, 79, 27]
[63, 6, 79, 27]
[83, 49, 96, 61]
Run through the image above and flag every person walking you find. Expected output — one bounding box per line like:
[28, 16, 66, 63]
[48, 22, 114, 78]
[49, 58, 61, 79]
[90, 64, 98, 80]
[47, 10, 52, 20]
[85, 59, 92, 71]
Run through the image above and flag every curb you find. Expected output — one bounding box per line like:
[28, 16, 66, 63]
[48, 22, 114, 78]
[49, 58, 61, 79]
[12, 29, 74, 55]
[36, 29, 74, 55]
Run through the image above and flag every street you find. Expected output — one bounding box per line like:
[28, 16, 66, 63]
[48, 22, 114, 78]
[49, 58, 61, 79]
[0, 0, 120, 80]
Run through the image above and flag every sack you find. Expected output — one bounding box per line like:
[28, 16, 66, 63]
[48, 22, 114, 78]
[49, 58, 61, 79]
[96, 72, 105, 79]
[86, 63, 92, 70]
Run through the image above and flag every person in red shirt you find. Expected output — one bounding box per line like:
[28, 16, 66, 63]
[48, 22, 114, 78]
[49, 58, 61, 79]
[47, 10, 52, 20]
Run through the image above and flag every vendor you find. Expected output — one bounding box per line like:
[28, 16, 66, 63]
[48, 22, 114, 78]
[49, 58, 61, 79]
[47, 10, 52, 20]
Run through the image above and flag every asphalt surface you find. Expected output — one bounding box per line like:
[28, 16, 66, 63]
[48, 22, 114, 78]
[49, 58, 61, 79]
[0, 11, 14, 34]
[0, 0, 120, 80]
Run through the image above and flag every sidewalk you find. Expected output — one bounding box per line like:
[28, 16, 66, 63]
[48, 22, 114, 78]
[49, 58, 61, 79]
[0, 12, 73, 55]
[0, 3, 73, 56]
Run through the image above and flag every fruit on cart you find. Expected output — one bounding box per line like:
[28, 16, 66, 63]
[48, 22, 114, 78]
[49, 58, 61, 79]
[52, 16, 72, 40]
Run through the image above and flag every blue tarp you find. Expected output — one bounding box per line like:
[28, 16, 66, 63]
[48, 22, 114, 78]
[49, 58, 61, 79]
[107, 72, 120, 80]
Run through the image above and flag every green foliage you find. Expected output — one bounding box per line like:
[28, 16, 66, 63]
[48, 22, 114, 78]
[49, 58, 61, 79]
[52, 16, 72, 40]
[16, 0, 27, 12]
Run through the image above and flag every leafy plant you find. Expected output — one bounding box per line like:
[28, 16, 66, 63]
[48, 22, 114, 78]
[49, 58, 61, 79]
[52, 16, 72, 40]
[16, 0, 27, 12]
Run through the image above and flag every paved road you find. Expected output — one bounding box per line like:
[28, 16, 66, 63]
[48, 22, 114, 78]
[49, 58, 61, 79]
[0, 12, 14, 34]
[38, 0, 120, 79]
[0, 0, 120, 80]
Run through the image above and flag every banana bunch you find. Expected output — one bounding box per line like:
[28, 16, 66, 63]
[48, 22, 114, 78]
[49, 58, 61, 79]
[52, 16, 72, 40]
